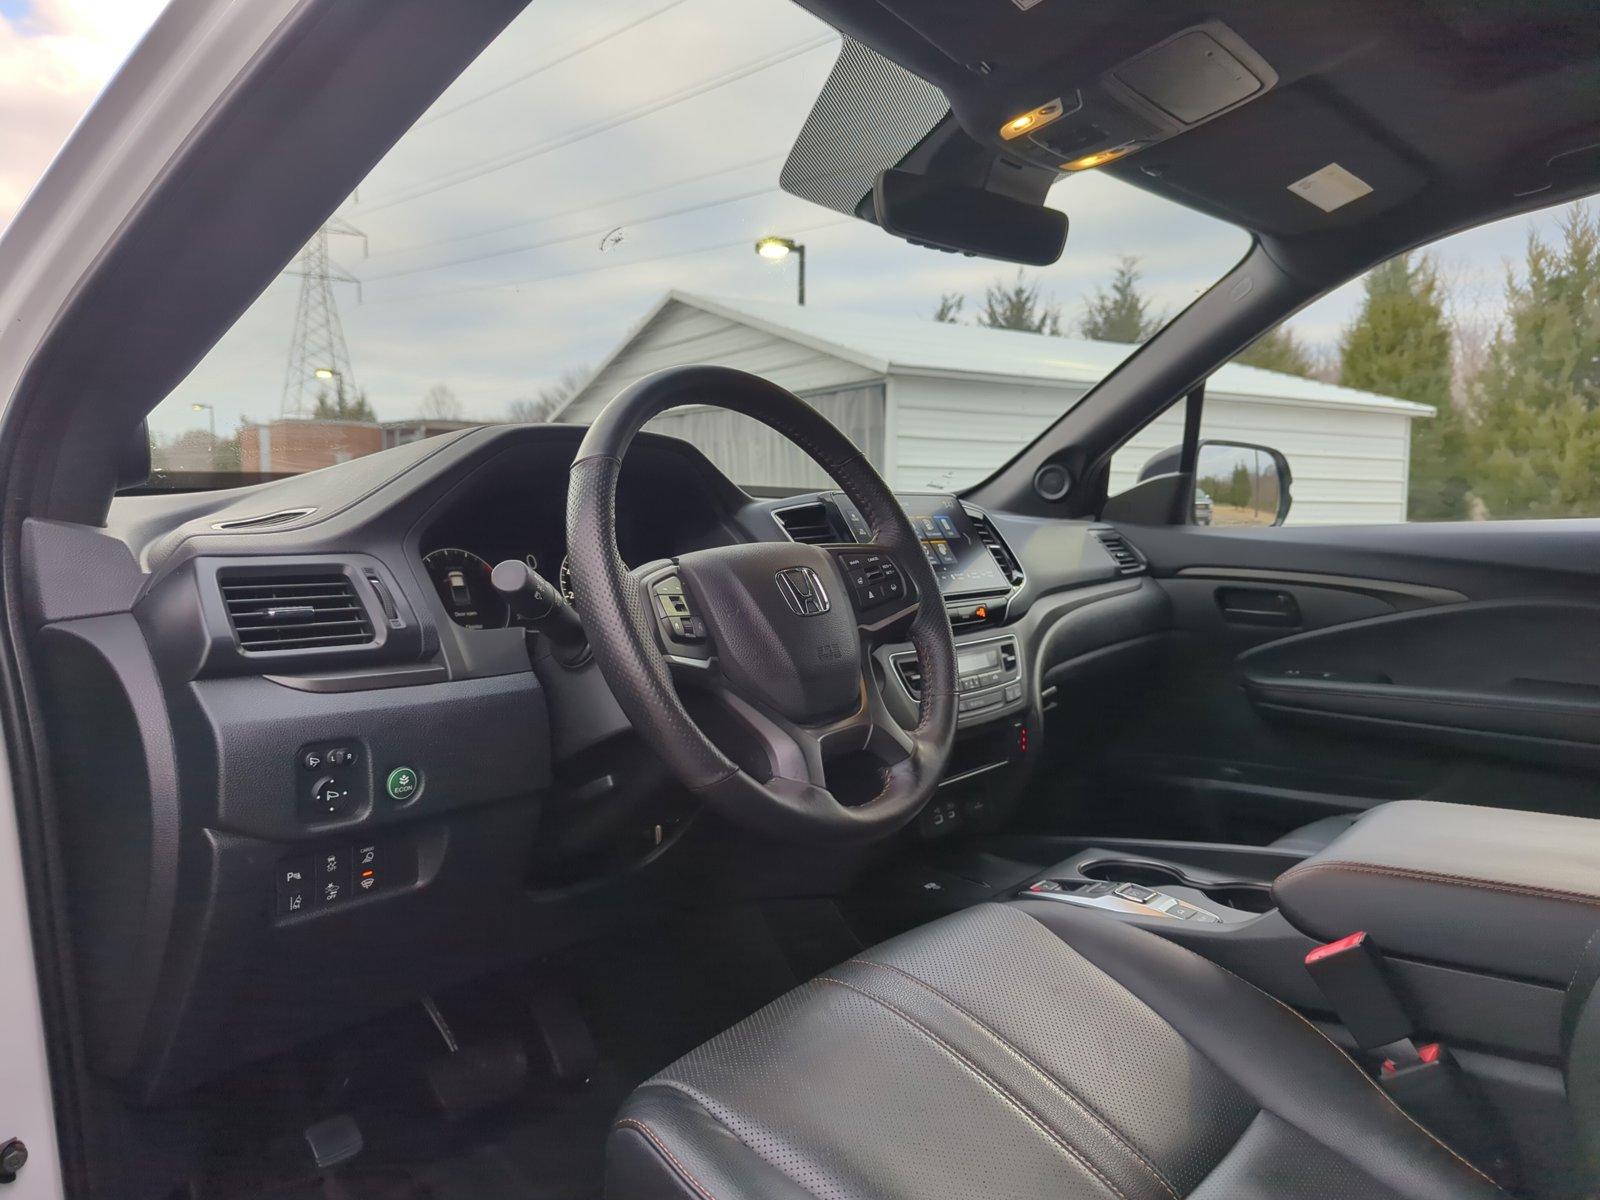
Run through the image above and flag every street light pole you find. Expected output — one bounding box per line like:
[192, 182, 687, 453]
[191, 402, 216, 469]
[754, 236, 807, 305]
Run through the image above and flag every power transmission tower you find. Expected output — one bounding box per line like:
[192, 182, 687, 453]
[281, 217, 367, 418]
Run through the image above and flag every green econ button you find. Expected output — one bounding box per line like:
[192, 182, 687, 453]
[385, 766, 420, 802]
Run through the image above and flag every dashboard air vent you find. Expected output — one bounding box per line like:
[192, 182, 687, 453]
[772, 503, 838, 545]
[967, 509, 1024, 586]
[1092, 529, 1147, 576]
[220, 571, 374, 652]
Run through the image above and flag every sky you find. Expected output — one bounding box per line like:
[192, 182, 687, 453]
[0, 0, 1584, 447]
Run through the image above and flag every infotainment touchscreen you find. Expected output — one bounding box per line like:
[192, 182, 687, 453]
[831, 492, 1011, 597]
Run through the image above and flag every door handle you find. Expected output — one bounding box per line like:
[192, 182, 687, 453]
[1215, 586, 1301, 627]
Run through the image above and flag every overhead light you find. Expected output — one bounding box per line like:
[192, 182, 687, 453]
[1061, 144, 1138, 172]
[313, 367, 337, 380]
[999, 97, 1066, 141]
[755, 236, 796, 261]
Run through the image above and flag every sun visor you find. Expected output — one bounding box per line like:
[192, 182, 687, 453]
[780, 39, 950, 217]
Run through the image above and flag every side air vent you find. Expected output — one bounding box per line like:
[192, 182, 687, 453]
[772, 503, 839, 545]
[1092, 529, 1147, 576]
[967, 508, 1025, 587]
[220, 571, 375, 652]
[893, 655, 923, 700]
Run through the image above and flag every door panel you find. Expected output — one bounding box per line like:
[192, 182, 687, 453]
[1028, 520, 1600, 844]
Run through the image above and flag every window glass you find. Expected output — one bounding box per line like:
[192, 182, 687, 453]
[139, 0, 1247, 491]
[1112, 197, 1598, 525]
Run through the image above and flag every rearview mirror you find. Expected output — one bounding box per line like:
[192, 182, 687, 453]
[1192, 440, 1292, 526]
[873, 169, 1067, 266]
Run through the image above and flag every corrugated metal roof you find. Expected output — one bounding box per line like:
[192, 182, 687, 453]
[665, 291, 1433, 416]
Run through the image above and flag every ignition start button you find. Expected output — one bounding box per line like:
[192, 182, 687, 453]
[385, 766, 420, 802]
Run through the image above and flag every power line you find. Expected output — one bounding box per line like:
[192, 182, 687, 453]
[416, 0, 692, 129]
[367, 215, 851, 308]
[367, 154, 779, 260]
[364, 184, 780, 283]
[358, 35, 835, 215]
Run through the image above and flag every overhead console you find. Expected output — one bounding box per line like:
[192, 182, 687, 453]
[987, 22, 1278, 178]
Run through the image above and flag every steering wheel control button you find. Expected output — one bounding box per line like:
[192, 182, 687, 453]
[385, 766, 420, 802]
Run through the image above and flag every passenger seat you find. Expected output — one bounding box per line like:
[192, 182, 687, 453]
[1270, 812, 1362, 855]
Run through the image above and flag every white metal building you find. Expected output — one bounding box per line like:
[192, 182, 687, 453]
[558, 292, 1433, 525]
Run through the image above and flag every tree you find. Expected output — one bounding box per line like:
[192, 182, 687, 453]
[311, 387, 376, 421]
[420, 383, 463, 420]
[509, 366, 589, 422]
[1337, 252, 1461, 518]
[933, 293, 965, 323]
[1236, 325, 1318, 378]
[1077, 255, 1162, 343]
[1465, 204, 1600, 519]
[976, 269, 1062, 335]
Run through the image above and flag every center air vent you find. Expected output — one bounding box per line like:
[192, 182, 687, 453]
[1092, 529, 1148, 576]
[967, 509, 1024, 587]
[220, 571, 374, 652]
[772, 503, 839, 545]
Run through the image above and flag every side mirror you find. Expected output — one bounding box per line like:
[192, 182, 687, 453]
[1132, 439, 1293, 526]
[1191, 440, 1292, 526]
[873, 169, 1068, 266]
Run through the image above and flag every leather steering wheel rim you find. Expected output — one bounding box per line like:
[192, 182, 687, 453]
[566, 364, 958, 842]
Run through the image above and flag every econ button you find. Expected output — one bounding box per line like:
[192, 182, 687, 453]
[385, 766, 420, 802]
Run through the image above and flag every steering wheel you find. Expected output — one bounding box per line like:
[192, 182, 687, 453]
[566, 365, 958, 842]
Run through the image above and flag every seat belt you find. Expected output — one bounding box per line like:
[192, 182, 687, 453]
[1304, 931, 1517, 1187]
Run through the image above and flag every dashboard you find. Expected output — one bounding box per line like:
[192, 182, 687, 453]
[37, 421, 1160, 1102]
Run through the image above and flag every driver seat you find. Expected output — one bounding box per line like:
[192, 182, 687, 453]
[606, 901, 1501, 1199]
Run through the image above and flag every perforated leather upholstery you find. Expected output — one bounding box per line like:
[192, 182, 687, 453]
[607, 902, 1502, 1199]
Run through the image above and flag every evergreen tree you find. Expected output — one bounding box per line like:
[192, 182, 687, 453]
[311, 387, 376, 422]
[1077, 255, 1162, 343]
[1237, 325, 1318, 378]
[976, 270, 1062, 334]
[933, 293, 965, 323]
[1337, 253, 1462, 519]
[1466, 204, 1600, 519]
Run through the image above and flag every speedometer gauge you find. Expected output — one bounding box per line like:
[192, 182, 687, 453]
[422, 548, 509, 629]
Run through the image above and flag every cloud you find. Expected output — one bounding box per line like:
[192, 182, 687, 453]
[0, 0, 165, 222]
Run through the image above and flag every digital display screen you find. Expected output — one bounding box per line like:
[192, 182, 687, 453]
[957, 645, 1002, 674]
[832, 492, 1011, 597]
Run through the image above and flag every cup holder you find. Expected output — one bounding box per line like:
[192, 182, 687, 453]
[1080, 860, 1186, 888]
[1078, 858, 1276, 915]
[1202, 884, 1275, 914]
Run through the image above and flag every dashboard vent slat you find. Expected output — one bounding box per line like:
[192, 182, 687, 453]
[1091, 529, 1147, 576]
[966, 508, 1025, 587]
[772, 503, 839, 545]
[220, 571, 375, 652]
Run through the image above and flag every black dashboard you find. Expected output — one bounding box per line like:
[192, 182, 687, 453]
[26, 421, 1167, 1102]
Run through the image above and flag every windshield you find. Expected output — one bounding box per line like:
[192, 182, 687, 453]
[145, 0, 1249, 491]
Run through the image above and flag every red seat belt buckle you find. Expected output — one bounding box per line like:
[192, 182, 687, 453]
[1302, 931, 1415, 1051]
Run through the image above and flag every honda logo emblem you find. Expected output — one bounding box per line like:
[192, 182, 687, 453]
[775, 566, 830, 616]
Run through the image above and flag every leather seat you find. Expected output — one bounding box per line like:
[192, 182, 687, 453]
[607, 900, 1500, 1199]
[1271, 812, 1361, 855]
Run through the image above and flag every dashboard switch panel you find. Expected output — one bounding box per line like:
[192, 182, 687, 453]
[274, 835, 416, 923]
